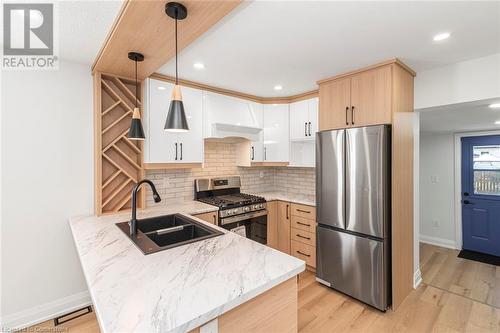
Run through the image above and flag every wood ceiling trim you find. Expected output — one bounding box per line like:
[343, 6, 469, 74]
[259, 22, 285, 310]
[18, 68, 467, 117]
[316, 58, 416, 85]
[150, 72, 319, 104]
[92, 0, 242, 79]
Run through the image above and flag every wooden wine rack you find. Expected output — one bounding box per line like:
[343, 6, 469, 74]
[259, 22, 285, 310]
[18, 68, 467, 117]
[94, 72, 144, 215]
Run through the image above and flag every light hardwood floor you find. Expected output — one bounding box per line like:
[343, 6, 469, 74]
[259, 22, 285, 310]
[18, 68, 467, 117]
[27, 244, 500, 333]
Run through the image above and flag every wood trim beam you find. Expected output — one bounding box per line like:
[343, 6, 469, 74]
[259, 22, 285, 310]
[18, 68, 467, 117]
[317, 58, 416, 85]
[150, 73, 319, 104]
[92, 0, 242, 79]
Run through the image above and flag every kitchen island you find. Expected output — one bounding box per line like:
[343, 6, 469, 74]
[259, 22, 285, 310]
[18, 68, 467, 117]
[69, 201, 305, 333]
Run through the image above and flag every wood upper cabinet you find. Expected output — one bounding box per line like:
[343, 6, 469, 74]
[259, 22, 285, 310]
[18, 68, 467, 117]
[350, 66, 392, 127]
[319, 77, 351, 131]
[318, 60, 415, 131]
[277, 201, 291, 254]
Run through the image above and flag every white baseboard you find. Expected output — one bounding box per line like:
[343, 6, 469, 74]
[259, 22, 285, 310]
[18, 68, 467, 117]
[413, 269, 422, 289]
[420, 235, 457, 250]
[0, 291, 91, 330]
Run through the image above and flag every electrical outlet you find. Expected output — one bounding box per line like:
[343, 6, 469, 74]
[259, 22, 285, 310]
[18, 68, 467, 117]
[259, 171, 264, 178]
[432, 219, 439, 227]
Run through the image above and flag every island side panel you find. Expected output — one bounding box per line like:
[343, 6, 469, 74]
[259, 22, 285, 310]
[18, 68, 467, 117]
[190, 277, 298, 333]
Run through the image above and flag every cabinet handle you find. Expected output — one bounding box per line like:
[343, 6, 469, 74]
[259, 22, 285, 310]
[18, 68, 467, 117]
[297, 250, 311, 257]
[308, 122, 312, 136]
[251, 146, 255, 160]
[180, 143, 183, 160]
[351, 106, 355, 125]
[297, 209, 311, 214]
[345, 106, 349, 125]
[175, 143, 178, 160]
[297, 221, 311, 227]
[213, 214, 217, 224]
[297, 234, 311, 240]
[286, 204, 289, 220]
[304, 122, 307, 136]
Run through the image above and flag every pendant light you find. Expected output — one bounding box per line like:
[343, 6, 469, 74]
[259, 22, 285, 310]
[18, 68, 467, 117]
[127, 52, 145, 140]
[164, 2, 189, 132]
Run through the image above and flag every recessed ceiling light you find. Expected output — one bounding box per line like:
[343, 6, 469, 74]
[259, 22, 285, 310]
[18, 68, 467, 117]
[495, 120, 500, 125]
[193, 62, 205, 70]
[489, 103, 500, 109]
[158, 86, 166, 90]
[433, 32, 450, 41]
[274, 85, 283, 91]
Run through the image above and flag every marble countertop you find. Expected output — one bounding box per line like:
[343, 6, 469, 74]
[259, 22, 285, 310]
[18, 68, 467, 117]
[249, 191, 316, 206]
[69, 201, 305, 333]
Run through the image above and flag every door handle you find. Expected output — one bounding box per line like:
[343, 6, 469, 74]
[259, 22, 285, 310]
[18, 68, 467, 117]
[351, 106, 355, 125]
[345, 106, 349, 126]
[180, 143, 183, 160]
[304, 122, 307, 136]
[308, 122, 312, 136]
[463, 200, 473, 205]
[175, 143, 178, 160]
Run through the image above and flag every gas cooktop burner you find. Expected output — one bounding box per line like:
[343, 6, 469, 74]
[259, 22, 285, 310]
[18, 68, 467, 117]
[198, 193, 266, 209]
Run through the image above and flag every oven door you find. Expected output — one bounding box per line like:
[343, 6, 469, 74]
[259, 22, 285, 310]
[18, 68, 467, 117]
[220, 211, 267, 245]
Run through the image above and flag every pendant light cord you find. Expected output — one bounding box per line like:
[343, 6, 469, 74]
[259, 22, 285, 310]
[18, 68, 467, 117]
[135, 58, 138, 107]
[175, 12, 178, 85]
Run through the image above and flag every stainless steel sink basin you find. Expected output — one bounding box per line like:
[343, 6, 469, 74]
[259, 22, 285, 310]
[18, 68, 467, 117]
[116, 214, 223, 255]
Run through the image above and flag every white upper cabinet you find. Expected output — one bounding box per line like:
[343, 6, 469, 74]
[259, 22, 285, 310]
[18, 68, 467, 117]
[308, 97, 319, 136]
[250, 103, 264, 162]
[289, 97, 319, 140]
[289, 100, 309, 140]
[263, 104, 289, 162]
[144, 78, 203, 164]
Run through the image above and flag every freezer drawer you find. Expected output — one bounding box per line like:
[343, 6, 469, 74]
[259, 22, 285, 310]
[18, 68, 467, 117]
[316, 225, 389, 310]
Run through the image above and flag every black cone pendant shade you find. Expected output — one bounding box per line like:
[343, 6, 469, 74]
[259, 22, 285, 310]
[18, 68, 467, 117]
[164, 2, 189, 132]
[165, 85, 189, 132]
[127, 52, 145, 140]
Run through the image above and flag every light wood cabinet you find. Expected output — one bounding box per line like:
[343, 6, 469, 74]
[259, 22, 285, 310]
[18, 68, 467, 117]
[318, 60, 415, 131]
[350, 66, 392, 127]
[266, 201, 278, 249]
[277, 201, 291, 254]
[193, 211, 218, 224]
[319, 77, 351, 131]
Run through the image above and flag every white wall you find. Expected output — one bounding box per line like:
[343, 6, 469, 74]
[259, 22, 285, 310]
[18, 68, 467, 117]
[419, 132, 456, 247]
[415, 53, 500, 110]
[1, 61, 94, 328]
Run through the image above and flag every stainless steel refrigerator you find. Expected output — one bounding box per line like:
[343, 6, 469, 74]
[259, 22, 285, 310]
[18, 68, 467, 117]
[316, 125, 391, 311]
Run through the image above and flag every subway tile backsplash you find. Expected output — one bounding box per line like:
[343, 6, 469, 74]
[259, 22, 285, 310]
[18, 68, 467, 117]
[145, 140, 315, 207]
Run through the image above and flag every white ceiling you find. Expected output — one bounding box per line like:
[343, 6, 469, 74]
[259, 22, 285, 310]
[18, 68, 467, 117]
[58, 0, 123, 65]
[419, 98, 500, 133]
[158, 1, 500, 97]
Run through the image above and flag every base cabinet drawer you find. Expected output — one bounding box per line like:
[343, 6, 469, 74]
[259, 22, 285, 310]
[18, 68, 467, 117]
[291, 240, 316, 268]
[193, 211, 218, 224]
[291, 216, 316, 233]
[291, 203, 316, 220]
[291, 228, 316, 247]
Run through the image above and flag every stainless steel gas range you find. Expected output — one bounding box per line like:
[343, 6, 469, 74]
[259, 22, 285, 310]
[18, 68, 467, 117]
[195, 176, 267, 244]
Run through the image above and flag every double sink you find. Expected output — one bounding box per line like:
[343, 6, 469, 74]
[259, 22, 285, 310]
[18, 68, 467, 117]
[116, 214, 223, 255]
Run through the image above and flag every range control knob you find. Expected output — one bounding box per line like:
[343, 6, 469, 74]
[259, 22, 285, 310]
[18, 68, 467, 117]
[244, 206, 250, 212]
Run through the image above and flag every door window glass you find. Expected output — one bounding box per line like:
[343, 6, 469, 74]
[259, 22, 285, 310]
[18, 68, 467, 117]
[473, 145, 500, 195]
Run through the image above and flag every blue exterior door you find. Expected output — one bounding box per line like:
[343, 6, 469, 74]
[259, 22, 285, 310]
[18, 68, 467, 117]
[461, 135, 500, 256]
